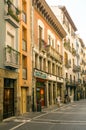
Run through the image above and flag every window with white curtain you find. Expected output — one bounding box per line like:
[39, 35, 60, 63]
[7, 32, 14, 48]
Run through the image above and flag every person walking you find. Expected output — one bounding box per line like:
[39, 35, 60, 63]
[56, 96, 60, 108]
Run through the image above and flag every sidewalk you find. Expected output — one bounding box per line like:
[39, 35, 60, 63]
[14, 103, 64, 121]
[3, 103, 67, 123]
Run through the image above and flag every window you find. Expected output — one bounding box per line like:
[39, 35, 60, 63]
[48, 61, 51, 73]
[22, 26, 27, 51]
[43, 58, 46, 71]
[70, 75, 72, 82]
[52, 39, 54, 48]
[22, 55, 27, 79]
[57, 41, 60, 53]
[39, 26, 43, 50]
[73, 59, 74, 66]
[66, 73, 68, 79]
[35, 54, 38, 68]
[64, 52, 68, 65]
[39, 57, 42, 70]
[7, 32, 14, 48]
[48, 35, 51, 45]
[52, 63, 55, 75]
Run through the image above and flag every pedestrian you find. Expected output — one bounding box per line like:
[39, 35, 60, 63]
[56, 96, 60, 108]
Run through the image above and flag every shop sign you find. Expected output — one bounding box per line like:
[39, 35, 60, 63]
[34, 70, 47, 79]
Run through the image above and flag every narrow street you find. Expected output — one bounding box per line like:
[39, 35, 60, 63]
[0, 100, 86, 130]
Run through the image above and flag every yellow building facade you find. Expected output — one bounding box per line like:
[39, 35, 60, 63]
[19, 0, 32, 114]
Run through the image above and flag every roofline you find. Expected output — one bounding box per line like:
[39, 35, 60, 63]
[58, 6, 77, 31]
[32, 0, 67, 39]
[79, 38, 85, 47]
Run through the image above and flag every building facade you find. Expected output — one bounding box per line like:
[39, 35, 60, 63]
[19, 0, 32, 114]
[0, 0, 20, 121]
[51, 6, 79, 102]
[32, 0, 66, 111]
[76, 36, 86, 100]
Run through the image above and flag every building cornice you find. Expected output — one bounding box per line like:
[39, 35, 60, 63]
[59, 6, 77, 31]
[32, 0, 66, 39]
[79, 38, 85, 48]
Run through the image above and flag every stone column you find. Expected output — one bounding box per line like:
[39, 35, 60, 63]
[46, 58, 48, 72]
[50, 82, 53, 105]
[54, 63, 56, 75]
[33, 78, 37, 111]
[41, 57, 43, 71]
[50, 61, 52, 74]
[37, 55, 39, 70]
[61, 84, 64, 102]
[54, 83, 57, 104]
[45, 81, 49, 107]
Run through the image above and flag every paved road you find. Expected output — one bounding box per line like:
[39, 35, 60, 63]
[1, 100, 86, 130]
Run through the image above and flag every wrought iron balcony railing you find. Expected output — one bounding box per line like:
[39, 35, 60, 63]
[39, 39, 47, 52]
[72, 48, 76, 56]
[73, 64, 81, 72]
[4, 0, 20, 28]
[46, 45, 63, 64]
[81, 70, 86, 75]
[64, 42, 71, 52]
[65, 78, 79, 86]
[5, 45, 20, 69]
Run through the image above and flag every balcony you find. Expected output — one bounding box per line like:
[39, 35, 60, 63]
[46, 45, 63, 64]
[72, 48, 76, 56]
[81, 70, 86, 75]
[4, 0, 20, 28]
[39, 39, 47, 52]
[65, 78, 78, 86]
[83, 80, 86, 85]
[65, 59, 71, 68]
[5, 45, 20, 69]
[73, 64, 81, 72]
[64, 42, 71, 52]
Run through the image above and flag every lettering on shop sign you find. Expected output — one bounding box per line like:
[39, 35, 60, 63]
[34, 70, 47, 79]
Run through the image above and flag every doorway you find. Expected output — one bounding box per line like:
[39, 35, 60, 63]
[3, 79, 14, 119]
[21, 87, 27, 113]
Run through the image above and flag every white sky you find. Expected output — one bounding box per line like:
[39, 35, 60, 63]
[45, 0, 86, 45]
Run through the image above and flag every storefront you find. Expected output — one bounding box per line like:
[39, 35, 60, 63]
[36, 80, 45, 107]
[33, 69, 47, 109]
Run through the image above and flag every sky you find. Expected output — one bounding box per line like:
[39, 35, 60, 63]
[45, 0, 86, 45]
